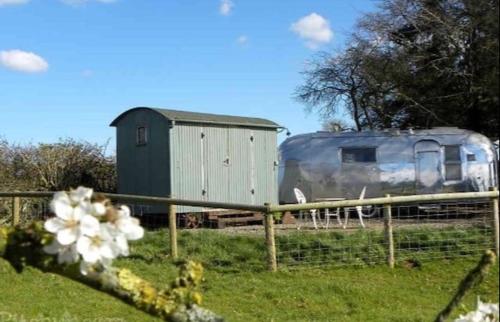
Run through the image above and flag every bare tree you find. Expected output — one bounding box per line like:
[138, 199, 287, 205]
[296, 0, 499, 138]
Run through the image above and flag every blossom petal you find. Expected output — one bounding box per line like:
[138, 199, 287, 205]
[43, 240, 62, 254]
[115, 234, 129, 256]
[82, 247, 100, 263]
[51, 191, 70, 205]
[70, 186, 93, 204]
[118, 205, 131, 217]
[80, 261, 91, 275]
[100, 257, 113, 269]
[80, 215, 100, 237]
[50, 196, 74, 220]
[58, 244, 79, 264]
[92, 202, 106, 216]
[75, 202, 92, 217]
[126, 224, 144, 241]
[57, 227, 78, 245]
[99, 243, 117, 259]
[76, 235, 91, 254]
[115, 215, 144, 240]
[44, 217, 65, 233]
[77, 237, 100, 263]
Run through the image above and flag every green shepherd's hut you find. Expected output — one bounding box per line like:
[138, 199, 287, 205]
[110, 107, 281, 214]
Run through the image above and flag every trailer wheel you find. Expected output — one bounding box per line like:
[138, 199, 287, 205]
[185, 213, 201, 229]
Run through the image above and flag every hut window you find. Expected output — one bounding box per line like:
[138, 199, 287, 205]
[444, 145, 461, 180]
[136, 126, 147, 145]
[342, 147, 376, 163]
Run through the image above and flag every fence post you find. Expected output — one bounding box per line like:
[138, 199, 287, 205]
[490, 187, 499, 257]
[264, 211, 277, 272]
[168, 204, 178, 260]
[384, 194, 395, 268]
[12, 196, 20, 227]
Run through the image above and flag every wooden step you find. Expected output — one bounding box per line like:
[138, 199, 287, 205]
[214, 213, 264, 229]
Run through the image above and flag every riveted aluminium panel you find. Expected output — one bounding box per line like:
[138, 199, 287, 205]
[279, 128, 498, 203]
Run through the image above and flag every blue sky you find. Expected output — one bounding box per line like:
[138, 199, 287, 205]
[0, 0, 377, 151]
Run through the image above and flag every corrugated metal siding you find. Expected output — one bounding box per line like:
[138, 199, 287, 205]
[252, 130, 278, 205]
[228, 128, 253, 204]
[170, 124, 278, 211]
[266, 130, 279, 204]
[171, 124, 204, 213]
[204, 126, 230, 203]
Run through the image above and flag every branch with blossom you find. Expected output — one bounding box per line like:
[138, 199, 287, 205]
[435, 250, 497, 322]
[454, 298, 499, 322]
[0, 187, 222, 322]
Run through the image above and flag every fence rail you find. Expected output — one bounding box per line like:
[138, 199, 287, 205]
[1, 189, 498, 272]
[0, 191, 269, 212]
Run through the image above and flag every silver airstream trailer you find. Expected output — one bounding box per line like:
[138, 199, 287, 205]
[278, 127, 498, 203]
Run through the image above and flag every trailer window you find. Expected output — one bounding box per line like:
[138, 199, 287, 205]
[342, 147, 376, 163]
[444, 145, 461, 180]
[136, 126, 147, 145]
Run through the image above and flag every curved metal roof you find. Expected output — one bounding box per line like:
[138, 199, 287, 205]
[110, 107, 281, 129]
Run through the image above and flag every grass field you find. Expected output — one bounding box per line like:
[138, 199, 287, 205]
[0, 229, 498, 321]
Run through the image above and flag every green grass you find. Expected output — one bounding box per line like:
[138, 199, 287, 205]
[0, 229, 498, 321]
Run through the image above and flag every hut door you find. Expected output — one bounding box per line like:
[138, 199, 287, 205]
[415, 140, 442, 194]
[202, 127, 230, 202]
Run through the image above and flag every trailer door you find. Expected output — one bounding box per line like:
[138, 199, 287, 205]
[415, 140, 442, 194]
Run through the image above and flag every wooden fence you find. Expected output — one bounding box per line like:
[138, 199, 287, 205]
[0, 188, 498, 271]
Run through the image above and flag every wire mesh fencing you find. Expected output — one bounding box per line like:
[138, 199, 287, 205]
[1, 191, 498, 272]
[275, 199, 495, 268]
[0, 195, 269, 271]
[102, 201, 270, 271]
[178, 226, 268, 271]
[0, 196, 51, 226]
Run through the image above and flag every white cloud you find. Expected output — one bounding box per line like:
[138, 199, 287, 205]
[237, 35, 248, 45]
[0, 49, 49, 73]
[219, 0, 233, 16]
[60, 0, 116, 6]
[290, 13, 333, 49]
[0, 0, 29, 6]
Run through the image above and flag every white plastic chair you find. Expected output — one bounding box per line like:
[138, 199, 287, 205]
[344, 186, 378, 228]
[324, 207, 342, 229]
[293, 188, 319, 229]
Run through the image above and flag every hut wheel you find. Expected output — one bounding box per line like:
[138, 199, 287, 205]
[186, 213, 201, 229]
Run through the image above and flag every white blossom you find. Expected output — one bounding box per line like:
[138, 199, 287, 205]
[68, 186, 93, 205]
[106, 205, 144, 256]
[455, 298, 499, 322]
[45, 196, 100, 245]
[89, 202, 107, 216]
[113, 205, 144, 240]
[43, 186, 145, 276]
[43, 240, 79, 264]
[76, 224, 119, 264]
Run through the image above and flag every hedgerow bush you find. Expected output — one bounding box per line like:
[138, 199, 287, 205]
[0, 138, 116, 192]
